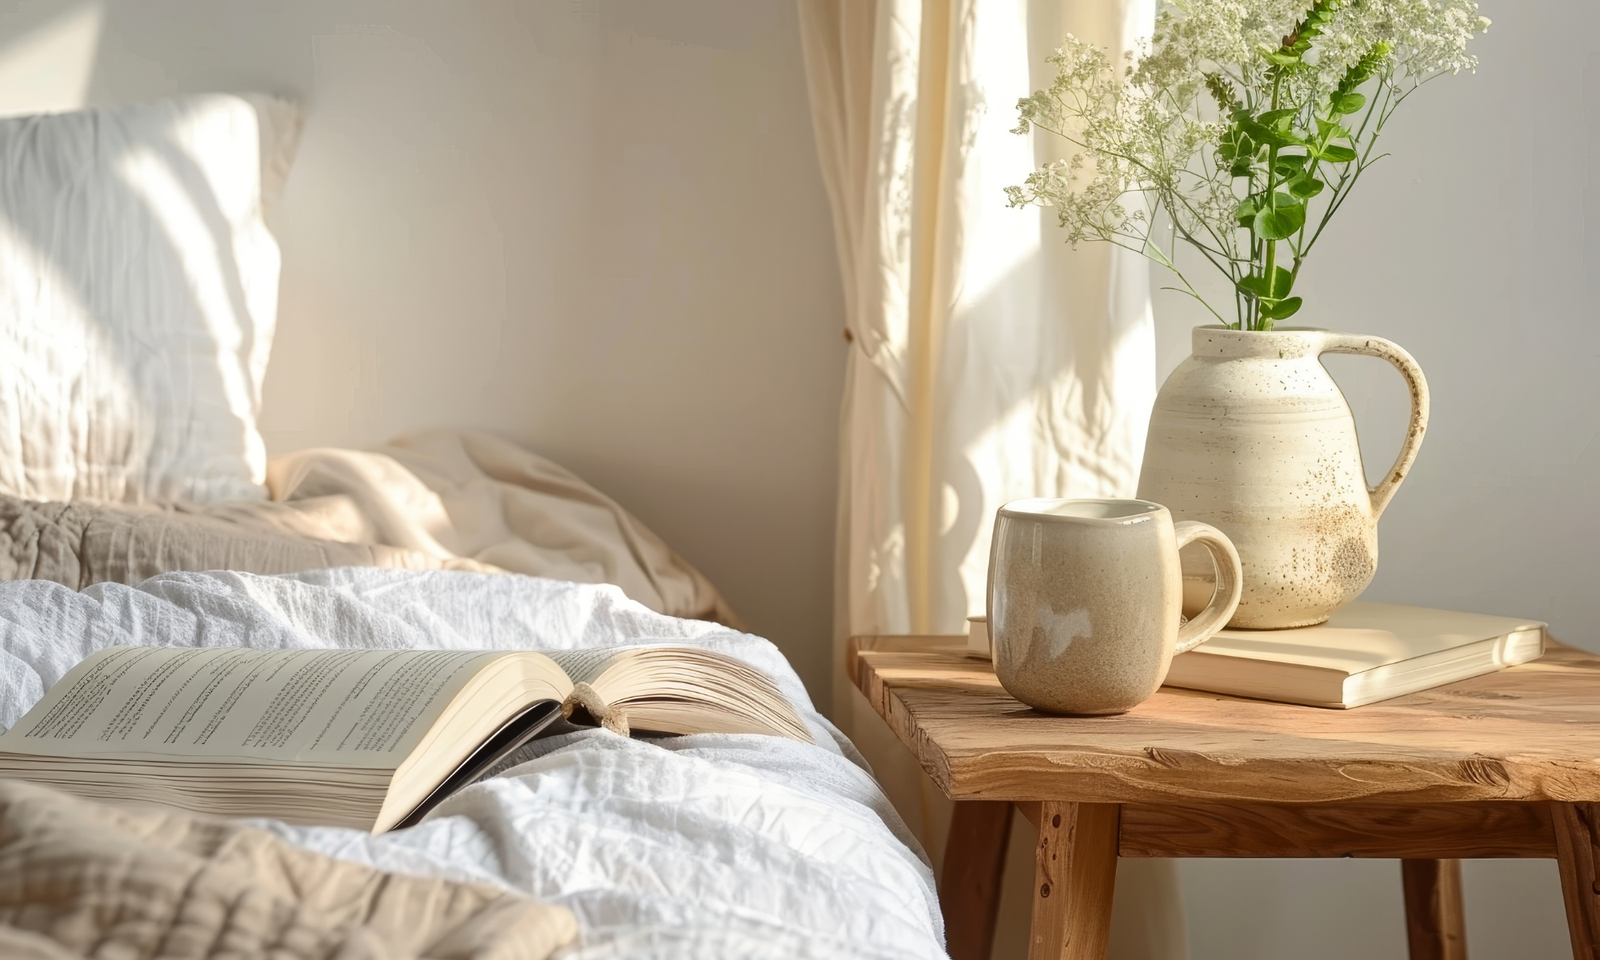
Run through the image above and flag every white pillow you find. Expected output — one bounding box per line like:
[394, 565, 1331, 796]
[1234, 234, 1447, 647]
[0, 94, 299, 503]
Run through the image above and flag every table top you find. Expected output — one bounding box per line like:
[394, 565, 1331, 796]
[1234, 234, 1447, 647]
[847, 636, 1600, 806]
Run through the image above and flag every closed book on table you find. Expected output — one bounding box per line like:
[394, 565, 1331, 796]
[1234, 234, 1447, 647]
[1164, 602, 1547, 708]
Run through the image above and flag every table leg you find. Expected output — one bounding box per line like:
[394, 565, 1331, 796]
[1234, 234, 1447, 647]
[1030, 801, 1119, 960]
[942, 800, 1015, 960]
[1553, 802, 1600, 959]
[1400, 859, 1468, 960]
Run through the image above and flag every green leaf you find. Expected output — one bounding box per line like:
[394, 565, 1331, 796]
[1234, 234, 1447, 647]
[1236, 275, 1270, 298]
[1261, 127, 1306, 149]
[1235, 267, 1293, 300]
[1289, 176, 1325, 199]
[1316, 144, 1358, 163]
[1332, 91, 1366, 115]
[1235, 118, 1267, 139]
[1238, 119, 1303, 149]
[1339, 42, 1392, 89]
[1316, 118, 1352, 141]
[1229, 158, 1256, 178]
[1253, 203, 1306, 240]
[1264, 49, 1300, 67]
[1259, 108, 1299, 129]
[1217, 129, 1256, 163]
[1235, 196, 1260, 227]
[1274, 153, 1309, 176]
[1216, 141, 1247, 164]
[1259, 296, 1304, 320]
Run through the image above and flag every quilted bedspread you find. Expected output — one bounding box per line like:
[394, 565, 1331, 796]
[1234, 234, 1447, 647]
[0, 779, 576, 960]
[0, 431, 732, 624]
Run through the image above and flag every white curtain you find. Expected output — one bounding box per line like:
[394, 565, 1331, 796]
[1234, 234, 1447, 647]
[799, 1, 1187, 958]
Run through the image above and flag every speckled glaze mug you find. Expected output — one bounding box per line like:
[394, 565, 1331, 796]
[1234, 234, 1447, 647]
[986, 498, 1243, 715]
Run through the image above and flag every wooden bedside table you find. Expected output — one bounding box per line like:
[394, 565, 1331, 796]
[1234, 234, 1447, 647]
[848, 635, 1600, 960]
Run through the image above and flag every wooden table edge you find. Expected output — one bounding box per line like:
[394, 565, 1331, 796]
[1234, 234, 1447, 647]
[847, 634, 1600, 807]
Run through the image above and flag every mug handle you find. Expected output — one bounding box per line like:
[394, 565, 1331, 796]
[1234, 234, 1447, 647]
[1173, 521, 1243, 654]
[1317, 332, 1430, 520]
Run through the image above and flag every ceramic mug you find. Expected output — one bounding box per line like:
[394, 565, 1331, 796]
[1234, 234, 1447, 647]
[986, 498, 1243, 715]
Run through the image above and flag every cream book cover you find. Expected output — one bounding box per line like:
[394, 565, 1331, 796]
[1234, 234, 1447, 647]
[1164, 602, 1547, 708]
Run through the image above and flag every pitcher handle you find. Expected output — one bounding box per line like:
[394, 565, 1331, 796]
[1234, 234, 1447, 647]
[1318, 333, 1430, 520]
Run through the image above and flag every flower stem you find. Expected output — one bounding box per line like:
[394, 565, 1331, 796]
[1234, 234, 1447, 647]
[1259, 69, 1284, 330]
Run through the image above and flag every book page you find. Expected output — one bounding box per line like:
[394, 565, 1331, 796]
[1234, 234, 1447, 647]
[553, 645, 814, 743]
[0, 647, 500, 767]
[546, 647, 627, 686]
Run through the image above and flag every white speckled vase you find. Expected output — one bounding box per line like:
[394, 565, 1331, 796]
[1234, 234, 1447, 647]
[986, 499, 1242, 715]
[1137, 326, 1429, 629]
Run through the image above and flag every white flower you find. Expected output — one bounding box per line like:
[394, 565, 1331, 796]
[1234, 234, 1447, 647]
[1009, 0, 1487, 329]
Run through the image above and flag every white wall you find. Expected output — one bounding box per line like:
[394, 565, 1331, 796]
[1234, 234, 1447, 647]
[1151, 1, 1596, 956]
[0, 0, 847, 709]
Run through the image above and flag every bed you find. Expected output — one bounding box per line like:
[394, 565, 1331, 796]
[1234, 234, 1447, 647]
[0, 94, 945, 959]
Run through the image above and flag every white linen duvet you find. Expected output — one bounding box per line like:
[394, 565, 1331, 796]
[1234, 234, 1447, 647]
[0, 568, 946, 960]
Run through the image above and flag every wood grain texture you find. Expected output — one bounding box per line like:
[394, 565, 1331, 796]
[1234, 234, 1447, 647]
[1030, 802, 1118, 960]
[1401, 859, 1468, 960]
[1553, 802, 1600, 959]
[1118, 801, 1555, 859]
[849, 636, 1600, 805]
[941, 801, 1013, 960]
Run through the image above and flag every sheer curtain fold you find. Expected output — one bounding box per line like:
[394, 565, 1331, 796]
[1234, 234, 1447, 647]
[801, 1, 1187, 957]
[803, 0, 1158, 657]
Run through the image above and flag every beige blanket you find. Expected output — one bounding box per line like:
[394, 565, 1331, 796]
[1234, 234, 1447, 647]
[0, 430, 735, 624]
[0, 779, 575, 960]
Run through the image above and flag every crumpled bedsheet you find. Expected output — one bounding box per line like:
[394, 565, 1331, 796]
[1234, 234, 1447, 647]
[0, 430, 732, 624]
[0, 779, 576, 960]
[0, 568, 946, 960]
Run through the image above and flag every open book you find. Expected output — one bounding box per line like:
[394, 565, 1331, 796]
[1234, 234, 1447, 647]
[0, 645, 811, 832]
[1163, 602, 1547, 708]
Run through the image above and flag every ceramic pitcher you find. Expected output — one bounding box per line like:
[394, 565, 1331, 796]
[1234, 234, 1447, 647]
[1136, 326, 1428, 629]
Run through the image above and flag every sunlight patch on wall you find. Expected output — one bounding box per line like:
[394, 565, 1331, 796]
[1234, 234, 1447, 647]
[116, 144, 263, 476]
[0, 3, 103, 117]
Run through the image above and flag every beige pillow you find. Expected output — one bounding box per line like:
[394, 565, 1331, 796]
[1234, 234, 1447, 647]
[0, 94, 299, 504]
